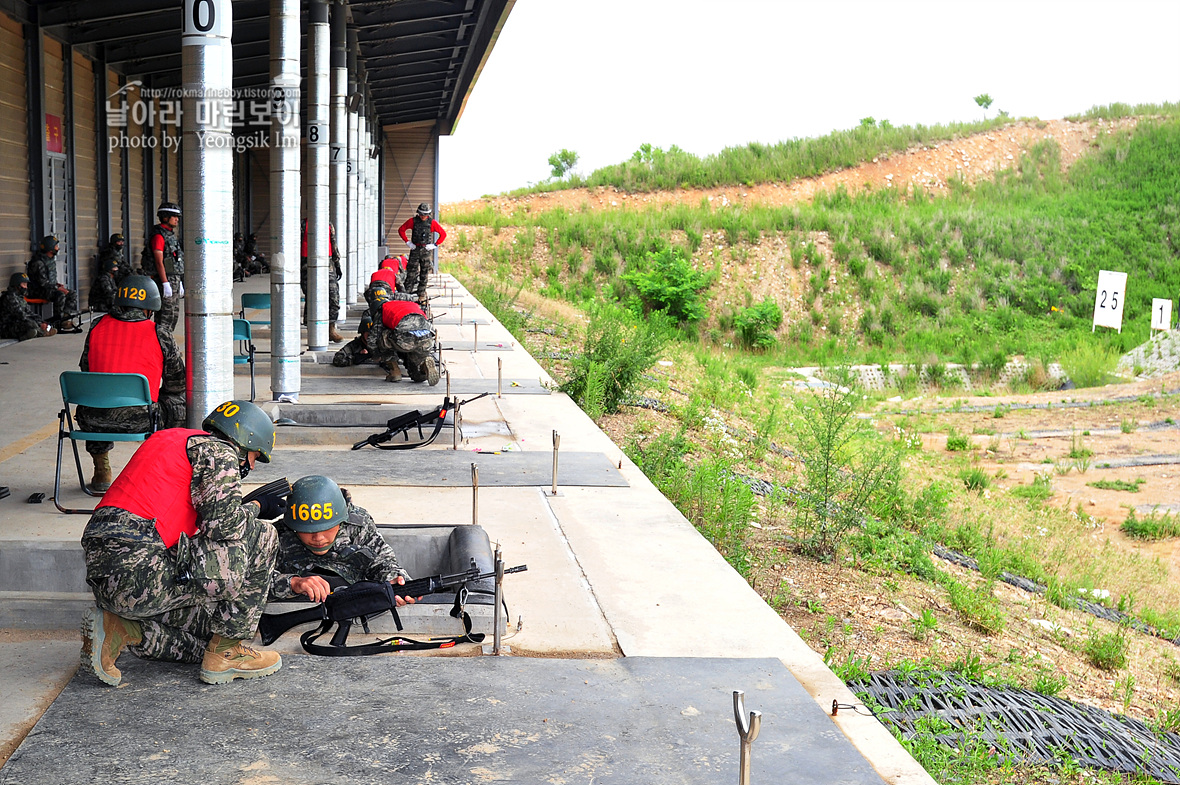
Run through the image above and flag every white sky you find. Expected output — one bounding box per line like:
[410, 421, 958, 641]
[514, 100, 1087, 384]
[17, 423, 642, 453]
[438, 0, 1180, 202]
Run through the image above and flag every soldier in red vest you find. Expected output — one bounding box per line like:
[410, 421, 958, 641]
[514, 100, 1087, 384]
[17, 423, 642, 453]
[397, 203, 446, 307]
[365, 287, 439, 385]
[80, 400, 287, 687]
[77, 275, 186, 492]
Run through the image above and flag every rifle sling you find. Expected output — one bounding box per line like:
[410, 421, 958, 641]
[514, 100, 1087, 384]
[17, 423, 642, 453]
[359, 407, 447, 451]
[299, 588, 486, 656]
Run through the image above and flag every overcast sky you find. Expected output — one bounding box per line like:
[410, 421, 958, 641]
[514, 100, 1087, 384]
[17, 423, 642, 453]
[437, 0, 1180, 202]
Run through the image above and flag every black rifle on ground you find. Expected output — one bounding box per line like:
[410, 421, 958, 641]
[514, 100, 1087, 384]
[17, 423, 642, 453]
[258, 559, 527, 651]
[350, 391, 491, 451]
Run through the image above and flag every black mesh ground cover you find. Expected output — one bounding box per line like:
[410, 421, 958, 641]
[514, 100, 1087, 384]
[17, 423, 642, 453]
[849, 670, 1180, 783]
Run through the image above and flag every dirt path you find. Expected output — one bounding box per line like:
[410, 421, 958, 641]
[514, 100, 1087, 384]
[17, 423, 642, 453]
[445, 117, 1140, 216]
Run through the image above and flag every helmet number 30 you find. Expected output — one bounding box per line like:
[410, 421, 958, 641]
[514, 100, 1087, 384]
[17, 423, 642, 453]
[295, 503, 332, 521]
[214, 402, 240, 417]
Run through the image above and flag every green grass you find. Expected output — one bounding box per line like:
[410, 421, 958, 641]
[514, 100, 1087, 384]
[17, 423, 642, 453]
[1011, 473, 1054, 503]
[1120, 506, 1180, 540]
[1086, 477, 1145, 493]
[1083, 625, 1129, 671]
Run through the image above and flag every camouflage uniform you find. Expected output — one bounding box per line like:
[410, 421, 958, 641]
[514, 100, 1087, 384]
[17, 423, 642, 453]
[269, 503, 406, 600]
[331, 310, 375, 367]
[26, 250, 79, 324]
[300, 228, 342, 327]
[88, 272, 118, 313]
[365, 302, 436, 381]
[405, 215, 435, 306]
[77, 305, 187, 454]
[0, 280, 44, 341]
[82, 434, 279, 663]
[142, 223, 184, 333]
[243, 235, 268, 275]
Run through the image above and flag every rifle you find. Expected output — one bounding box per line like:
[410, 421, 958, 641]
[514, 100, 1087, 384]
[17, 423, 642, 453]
[350, 391, 491, 451]
[242, 477, 292, 505]
[258, 560, 528, 654]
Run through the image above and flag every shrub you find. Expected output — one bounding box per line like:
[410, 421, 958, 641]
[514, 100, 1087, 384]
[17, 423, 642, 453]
[1083, 625, 1128, 671]
[1059, 342, 1118, 388]
[623, 247, 715, 325]
[559, 303, 671, 417]
[945, 430, 971, 451]
[734, 298, 783, 351]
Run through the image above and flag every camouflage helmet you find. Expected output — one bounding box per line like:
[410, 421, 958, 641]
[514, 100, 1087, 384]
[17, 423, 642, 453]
[109, 233, 124, 246]
[101, 256, 120, 275]
[40, 234, 59, 252]
[157, 201, 181, 221]
[8, 271, 27, 290]
[358, 310, 375, 334]
[416, 202, 432, 216]
[284, 475, 348, 533]
[114, 274, 161, 311]
[379, 256, 397, 270]
[202, 400, 276, 463]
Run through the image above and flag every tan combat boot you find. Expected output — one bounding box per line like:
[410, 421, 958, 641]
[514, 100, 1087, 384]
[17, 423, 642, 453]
[200, 635, 282, 684]
[385, 363, 402, 383]
[328, 324, 345, 342]
[89, 453, 113, 493]
[80, 605, 143, 686]
[424, 356, 440, 386]
[59, 319, 76, 331]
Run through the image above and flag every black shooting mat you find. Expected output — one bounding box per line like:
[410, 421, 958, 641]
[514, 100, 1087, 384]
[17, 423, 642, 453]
[296, 375, 549, 395]
[0, 657, 885, 785]
[852, 671, 1180, 783]
[271, 402, 454, 427]
[250, 449, 629, 487]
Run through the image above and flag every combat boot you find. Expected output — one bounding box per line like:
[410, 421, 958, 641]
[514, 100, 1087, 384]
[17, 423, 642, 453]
[328, 324, 345, 342]
[89, 452, 112, 493]
[200, 635, 282, 684]
[424, 356, 440, 386]
[385, 362, 403, 383]
[59, 319, 77, 331]
[80, 605, 143, 687]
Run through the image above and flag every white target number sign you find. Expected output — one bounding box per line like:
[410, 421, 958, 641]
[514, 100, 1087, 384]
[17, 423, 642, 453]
[1092, 270, 1128, 333]
[1151, 298, 1173, 332]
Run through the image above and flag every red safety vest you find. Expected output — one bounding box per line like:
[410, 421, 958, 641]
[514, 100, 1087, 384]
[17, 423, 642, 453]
[369, 269, 398, 289]
[87, 316, 164, 402]
[381, 299, 425, 329]
[99, 428, 206, 548]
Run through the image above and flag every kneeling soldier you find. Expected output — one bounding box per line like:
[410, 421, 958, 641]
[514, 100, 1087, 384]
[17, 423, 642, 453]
[269, 475, 416, 606]
[365, 287, 439, 385]
[77, 275, 186, 491]
[80, 400, 287, 686]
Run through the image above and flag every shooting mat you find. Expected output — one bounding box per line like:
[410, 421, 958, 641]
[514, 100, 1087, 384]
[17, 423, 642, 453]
[0, 657, 885, 785]
[295, 375, 549, 395]
[250, 449, 628, 487]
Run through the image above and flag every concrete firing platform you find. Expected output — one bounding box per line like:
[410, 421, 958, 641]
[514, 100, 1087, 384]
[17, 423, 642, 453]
[250, 449, 629, 487]
[0, 655, 885, 785]
[295, 375, 548, 395]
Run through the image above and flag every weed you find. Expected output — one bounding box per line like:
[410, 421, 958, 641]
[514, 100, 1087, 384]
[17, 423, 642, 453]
[1120, 506, 1180, 540]
[959, 468, 990, 492]
[1067, 432, 1092, 459]
[1059, 341, 1118, 388]
[1120, 417, 1139, 433]
[910, 609, 938, 642]
[992, 405, 1007, 419]
[825, 650, 872, 683]
[1084, 624, 1129, 671]
[945, 430, 971, 452]
[943, 577, 1006, 635]
[1156, 708, 1180, 734]
[1010, 473, 1054, 503]
[1087, 477, 1145, 492]
[1032, 670, 1068, 697]
[1114, 672, 1135, 714]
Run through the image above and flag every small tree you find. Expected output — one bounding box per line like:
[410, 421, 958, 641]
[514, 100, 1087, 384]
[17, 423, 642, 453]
[547, 149, 578, 179]
[974, 93, 994, 117]
[623, 247, 715, 325]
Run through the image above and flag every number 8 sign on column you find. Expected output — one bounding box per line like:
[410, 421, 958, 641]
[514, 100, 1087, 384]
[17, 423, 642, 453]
[1092, 270, 1128, 333]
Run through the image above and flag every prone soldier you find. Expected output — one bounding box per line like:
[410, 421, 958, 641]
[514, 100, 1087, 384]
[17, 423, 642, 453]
[0, 272, 55, 340]
[77, 275, 187, 491]
[80, 400, 288, 686]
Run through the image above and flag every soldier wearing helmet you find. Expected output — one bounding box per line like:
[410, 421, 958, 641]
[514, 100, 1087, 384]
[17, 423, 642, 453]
[77, 275, 187, 491]
[80, 399, 285, 688]
[88, 255, 121, 313]
[143, 201, 184, 332]
[364, 285, 439, 385]
[0, 271, 55, 340]
[396, 202, 446, 308]
[269, 475, 415, 606]
[299, 219, 345, 342]
[331, 308, 377, 368]
[26, 234, 80, 331]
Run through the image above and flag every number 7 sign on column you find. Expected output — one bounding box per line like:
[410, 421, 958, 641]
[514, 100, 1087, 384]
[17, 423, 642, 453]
[1092, 270, 1128, 333]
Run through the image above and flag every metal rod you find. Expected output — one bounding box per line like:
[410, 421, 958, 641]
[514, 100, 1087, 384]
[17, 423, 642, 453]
[459, 300, 463, 325]
[445, 367, 451, 398]
[471, 463, 478, 525]
[497, 357, 502, 398]
[473, 322, 478, 353]
[551, 430, 560, 496]
[491, 542, 504, 655]
[733, 690, 762, 785]
[452, 396, 458, 450]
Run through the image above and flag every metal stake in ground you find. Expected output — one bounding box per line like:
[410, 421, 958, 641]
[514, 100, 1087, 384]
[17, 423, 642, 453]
[484, 542, 510, 656]
[733, 690, 761, 785]
[471, 462, 479, 525]
[497, 357, 502, 397]
[473, 322, 478, 353]
[551, 430, 560, 496]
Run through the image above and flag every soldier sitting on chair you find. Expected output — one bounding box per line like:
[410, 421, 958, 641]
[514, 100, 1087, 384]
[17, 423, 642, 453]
[269, 475, 416, 606]
[27, 234, 80, 331]
[77, 275, 186, 491]
[0, 272, 56, 340]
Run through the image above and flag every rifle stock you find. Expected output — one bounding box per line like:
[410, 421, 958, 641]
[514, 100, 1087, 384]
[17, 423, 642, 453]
[258, 562, 528, 645]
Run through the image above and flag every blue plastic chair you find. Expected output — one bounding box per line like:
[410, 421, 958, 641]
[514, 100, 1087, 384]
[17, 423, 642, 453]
[233, 318, 256, 402]
[240, 292, 271, 326]
[55, 371, 157, 514]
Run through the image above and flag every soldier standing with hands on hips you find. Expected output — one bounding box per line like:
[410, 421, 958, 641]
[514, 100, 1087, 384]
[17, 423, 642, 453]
[143, 201, 184, 333]
[397, 203, 446, 309]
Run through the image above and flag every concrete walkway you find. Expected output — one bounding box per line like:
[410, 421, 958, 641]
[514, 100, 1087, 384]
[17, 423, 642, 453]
[0, 274, 934, 784]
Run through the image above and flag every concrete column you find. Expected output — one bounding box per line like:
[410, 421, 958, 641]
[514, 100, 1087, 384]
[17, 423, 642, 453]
[268, 0, 301, 399]
[306, 0, 330, 351]
[181, 0, 235, 422]
[346, 28, 359, 307]
[330, 1, 348, 323]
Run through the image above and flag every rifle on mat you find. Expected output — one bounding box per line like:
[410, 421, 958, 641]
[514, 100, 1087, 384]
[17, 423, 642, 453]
[258, 560, 527, 655]
[350, 391, 491, 451]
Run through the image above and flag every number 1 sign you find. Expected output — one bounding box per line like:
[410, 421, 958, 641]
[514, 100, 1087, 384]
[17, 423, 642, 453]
[1092, 270, 1128, 333]
[1151, 298, 1173, 332]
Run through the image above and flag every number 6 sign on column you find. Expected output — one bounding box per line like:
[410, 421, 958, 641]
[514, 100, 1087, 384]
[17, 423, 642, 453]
[1092, 270, 1128, 333]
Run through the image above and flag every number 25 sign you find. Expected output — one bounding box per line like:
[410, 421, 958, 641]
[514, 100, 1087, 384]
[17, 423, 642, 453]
[1092, 270, 1128, 333]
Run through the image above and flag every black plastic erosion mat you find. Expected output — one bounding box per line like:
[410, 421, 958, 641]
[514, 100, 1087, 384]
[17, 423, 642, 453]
[250, 449, 629, 487]
[0, 657, 885, 785]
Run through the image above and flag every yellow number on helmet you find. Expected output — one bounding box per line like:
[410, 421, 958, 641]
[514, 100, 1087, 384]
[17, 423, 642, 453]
[311, 504, 322, 521]
[323, 502, 333, 518]
[298, 504, 310, 521]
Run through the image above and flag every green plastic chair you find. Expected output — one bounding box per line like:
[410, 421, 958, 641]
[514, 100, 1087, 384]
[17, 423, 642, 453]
[55, 371, 157, 514]
[233, 318, 256, 402]
[240, 292, 271, 326]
